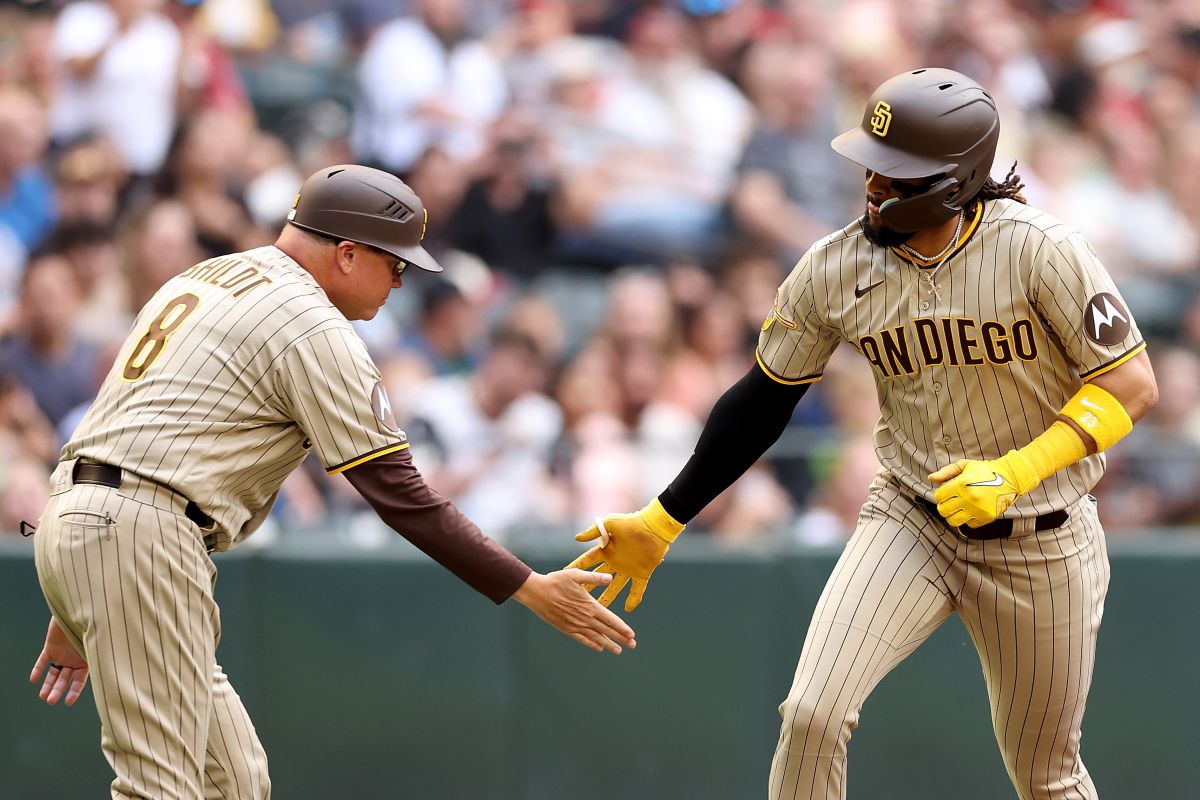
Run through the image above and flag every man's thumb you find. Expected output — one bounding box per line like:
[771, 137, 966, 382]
[575, 525, 601, 543]
[929, 461, 967, 484]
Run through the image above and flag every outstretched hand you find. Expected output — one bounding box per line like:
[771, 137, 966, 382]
[30, 617, 89, 707]
[566, 500, 684, 612]
[513, 570, 637, 654]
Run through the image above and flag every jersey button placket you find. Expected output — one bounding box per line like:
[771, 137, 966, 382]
[912, 263, 951, 462]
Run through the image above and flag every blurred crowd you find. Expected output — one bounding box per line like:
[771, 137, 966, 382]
[0, 0, 1198, 546]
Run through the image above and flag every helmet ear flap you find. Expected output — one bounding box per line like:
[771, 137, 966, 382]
[878, 176, 960, 232]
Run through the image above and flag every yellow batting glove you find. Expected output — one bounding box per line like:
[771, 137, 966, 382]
[566, 499, 684, 612]
[928, 451, 1041, 528]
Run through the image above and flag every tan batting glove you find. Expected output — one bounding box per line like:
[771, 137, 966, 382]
[929, 450, 1040, 528]
[565, 499, 684, 612]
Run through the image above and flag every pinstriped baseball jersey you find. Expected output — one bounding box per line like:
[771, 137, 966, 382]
[757, 198, 1144, 513]
[63, 245, 407, 550]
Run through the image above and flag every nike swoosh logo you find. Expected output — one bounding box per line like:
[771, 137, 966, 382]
[1080, 397, 1104, 411]
[966, 473, 1005, 487]
[854, 279, 884, 298]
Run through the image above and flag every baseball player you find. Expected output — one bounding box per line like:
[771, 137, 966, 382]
[28, 164, 637, 800]
[569, 68, 1157, 799]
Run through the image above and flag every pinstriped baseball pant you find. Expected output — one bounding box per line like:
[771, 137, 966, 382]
[769, 473, 1108, 800]
[34, 459, 270, 800]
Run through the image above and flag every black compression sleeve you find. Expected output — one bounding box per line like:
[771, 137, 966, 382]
[658, 363, 810, 523]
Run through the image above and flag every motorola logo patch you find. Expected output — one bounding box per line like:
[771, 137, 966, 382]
[1083, 293, 1130, 345]
[371, 381, 402, 434]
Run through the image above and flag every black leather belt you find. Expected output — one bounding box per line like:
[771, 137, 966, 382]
[72, 460, 217, 548]
[916, 495, 1068, 540]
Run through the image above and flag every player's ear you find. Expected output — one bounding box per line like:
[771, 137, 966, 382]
[333, 240, 356, 275]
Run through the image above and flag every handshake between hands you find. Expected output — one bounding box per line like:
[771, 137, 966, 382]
[515, 500, 683, 656]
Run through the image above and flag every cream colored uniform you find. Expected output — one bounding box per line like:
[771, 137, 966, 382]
[758, 199, 1145, 800]
[34, 246, 408, 799]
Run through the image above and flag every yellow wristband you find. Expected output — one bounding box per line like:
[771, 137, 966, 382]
[1059, 383, 1133, 453]
[643, 498, 685, 543]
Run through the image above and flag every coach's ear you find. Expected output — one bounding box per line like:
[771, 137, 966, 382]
[333, 240, 357, 274]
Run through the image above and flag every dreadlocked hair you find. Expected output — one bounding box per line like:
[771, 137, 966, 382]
[974, 162, 1027, 205]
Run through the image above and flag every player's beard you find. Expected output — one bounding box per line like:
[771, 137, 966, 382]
[859, 205, 916, 248]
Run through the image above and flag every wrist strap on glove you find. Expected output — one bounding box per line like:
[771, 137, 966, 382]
[642, 498, 685, 543]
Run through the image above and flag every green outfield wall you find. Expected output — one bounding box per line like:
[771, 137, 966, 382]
[1, 534, 1196, 800]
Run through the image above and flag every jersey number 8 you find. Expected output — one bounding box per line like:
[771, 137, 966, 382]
[122, 293, 201, 382]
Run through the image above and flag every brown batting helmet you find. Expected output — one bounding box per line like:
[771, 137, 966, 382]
[287, 164, 443, 273]
[831, 68, 999, 232]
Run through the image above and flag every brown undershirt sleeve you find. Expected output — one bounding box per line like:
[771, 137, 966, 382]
[342, 449, 532, 604]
